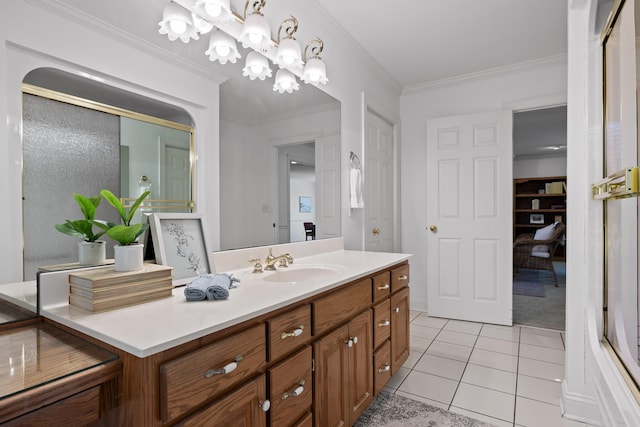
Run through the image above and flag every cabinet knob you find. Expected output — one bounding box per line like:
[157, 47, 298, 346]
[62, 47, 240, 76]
[378, 364, 391, 374]
[204, 355, 242, 378]
[281, 380, 306, 400]
[352, 336, 358, 345]
[394, 307, 400, 313]
[378, 320, 390, 327]
[281, 326, 304, 340]
[259, 400, 271, 412]
[345, 339, 353, 347]
[377, 283, 390, 291]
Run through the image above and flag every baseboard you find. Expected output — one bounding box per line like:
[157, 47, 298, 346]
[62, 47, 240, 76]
[561, 380, 602, 426]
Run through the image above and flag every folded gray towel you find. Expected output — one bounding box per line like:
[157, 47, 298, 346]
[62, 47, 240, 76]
[205, 273, 239, 300]
[184, 273, 239, 302]
[184, 276, 209, 301]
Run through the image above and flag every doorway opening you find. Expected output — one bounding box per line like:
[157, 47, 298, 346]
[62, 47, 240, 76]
[512, 105, 567, 331]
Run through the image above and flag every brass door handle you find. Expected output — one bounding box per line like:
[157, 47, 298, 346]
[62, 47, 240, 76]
[429, 225, 437, 233]
[373, 228, 381, 235]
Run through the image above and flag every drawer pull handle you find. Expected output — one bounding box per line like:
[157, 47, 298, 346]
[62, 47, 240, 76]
[398, 274, 408, 281]
[281, 326, 304, 340]
[394, 307, 400, 313]
[281, 380, 306, 400]
[378, 320, 390, 327]
[378, 364, 390, 374]
[204, 355, 243, 378]
[259, 400, 271, 412]
[377, 283, 390, 291]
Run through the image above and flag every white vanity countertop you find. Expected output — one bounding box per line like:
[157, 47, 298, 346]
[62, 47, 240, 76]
[40, 249, 410, 358]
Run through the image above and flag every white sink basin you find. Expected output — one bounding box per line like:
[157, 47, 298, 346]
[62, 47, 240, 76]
[261, 265, 345, 283]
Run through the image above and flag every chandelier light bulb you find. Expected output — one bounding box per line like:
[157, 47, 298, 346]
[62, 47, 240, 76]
[158, 2, 199, 43]
[239, 13, 271, 50]
[195, 0, 234, 23]
[274, 38, 302, 69]
[205, 29, 241, 64]
[243, 51, 272, 80]
[273, 69, 299, 94]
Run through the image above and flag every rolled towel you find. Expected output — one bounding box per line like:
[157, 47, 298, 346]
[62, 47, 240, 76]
[184, 275, 209, 301]
[205, 273, 240, 300]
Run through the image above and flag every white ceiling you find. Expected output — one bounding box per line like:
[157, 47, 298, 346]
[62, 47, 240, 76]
[47, 0, 568, 152]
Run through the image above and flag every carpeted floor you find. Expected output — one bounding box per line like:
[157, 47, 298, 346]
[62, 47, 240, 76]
[513, 262, 566, 331]
[354, 392, 494, 427]
[513, 269, 545, 297]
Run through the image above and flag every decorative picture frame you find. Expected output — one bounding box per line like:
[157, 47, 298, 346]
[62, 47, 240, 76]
[529, 213, 545, 225]
[149, 213, 212, 286]
[299, 196, 311, 213]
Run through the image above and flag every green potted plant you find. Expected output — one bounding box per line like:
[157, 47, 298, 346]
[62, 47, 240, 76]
[54, 193, 108, 266]
[99, 189, 151, 272]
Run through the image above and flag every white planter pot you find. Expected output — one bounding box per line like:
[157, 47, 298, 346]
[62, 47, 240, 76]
[78, 240, 106, 266]
[114, 244, 144, 272]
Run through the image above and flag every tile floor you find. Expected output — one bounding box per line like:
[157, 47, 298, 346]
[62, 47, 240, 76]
[383, 310, 584, 427]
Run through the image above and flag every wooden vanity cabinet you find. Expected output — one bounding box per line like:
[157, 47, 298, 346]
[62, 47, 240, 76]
[268, 346, 312, 426]
[390, 286, 410, 374]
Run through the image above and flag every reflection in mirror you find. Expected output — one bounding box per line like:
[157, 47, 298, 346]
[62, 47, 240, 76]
[219, 46, 341, 250]
[20, 68, 194, 281]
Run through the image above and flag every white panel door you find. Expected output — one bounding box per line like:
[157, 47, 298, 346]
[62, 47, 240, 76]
[365, 111, 394, 252]
[427, 111, 513, 325]
[315, 134, 341, 239]
[164, 146, 190, 202]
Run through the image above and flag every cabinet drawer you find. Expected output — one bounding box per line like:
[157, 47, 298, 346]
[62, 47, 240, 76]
[313, 279, 372, 336]
[372, 271, 391, 303]
[373, 299, 391, 350]
[268, 346, 312, 427]
[160, 323, 266, 423]
[391, 264, 410, 292]
[267, 304, 311, 362]
[373, 340, 392, 396]
[2, 386, 101, 427]
[176, 374, 267, 427]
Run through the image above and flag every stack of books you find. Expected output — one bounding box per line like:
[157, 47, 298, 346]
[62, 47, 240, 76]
[68, 263, 173, 312]
[545, 181, 566, 194]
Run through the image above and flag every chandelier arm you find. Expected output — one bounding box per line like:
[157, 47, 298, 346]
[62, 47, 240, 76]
[243, 0, 266, 19]
[276, 16, 298, 43]
[303, 38, 324, 61]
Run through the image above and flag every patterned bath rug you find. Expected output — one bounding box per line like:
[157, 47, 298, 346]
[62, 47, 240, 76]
[354, 392, 495, 427]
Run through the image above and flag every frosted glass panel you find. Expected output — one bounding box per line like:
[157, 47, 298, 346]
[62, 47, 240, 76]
[22, 94, 121, 279]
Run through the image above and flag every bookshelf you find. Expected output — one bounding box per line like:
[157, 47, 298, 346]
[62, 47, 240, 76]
[513, 176, 566, 260]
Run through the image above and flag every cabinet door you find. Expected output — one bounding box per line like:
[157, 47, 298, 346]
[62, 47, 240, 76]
[313, 324, 349, 427]
[177, 374, 267, 427]
[390, 287, 410, 373]
[348, 310, 373, 425]
[268, 346, 312, 427]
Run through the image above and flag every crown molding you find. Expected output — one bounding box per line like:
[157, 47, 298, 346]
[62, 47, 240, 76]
[25, 0, 228, 83]
[402, 54, 568, 95]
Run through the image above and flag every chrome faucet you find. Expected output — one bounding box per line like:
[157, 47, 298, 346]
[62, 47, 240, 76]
[264, 248, 293, 271]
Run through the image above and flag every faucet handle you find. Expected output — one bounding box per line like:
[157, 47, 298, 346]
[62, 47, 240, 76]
[278, 258, 289, 268]
[249, 258, 263, 273]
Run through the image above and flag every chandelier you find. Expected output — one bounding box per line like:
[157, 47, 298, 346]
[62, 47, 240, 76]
[158, 0, 328, 94]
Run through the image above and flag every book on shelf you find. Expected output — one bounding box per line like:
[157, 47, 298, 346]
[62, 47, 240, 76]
[69, 263, 172, 288]
[69, 276, 172, 299]
[545, 183, 553, 194]
[69, 286, 173, 312]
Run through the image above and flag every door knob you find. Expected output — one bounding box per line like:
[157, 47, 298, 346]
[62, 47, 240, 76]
[373, 228, 381, 235]
[428, 225, 437, 233]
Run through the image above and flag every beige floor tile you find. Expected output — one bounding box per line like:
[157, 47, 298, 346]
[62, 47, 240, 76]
[412, 314, 448, 329]
[520, 332, 565, 350]
[409, 335, 433, 352]
[410, 324, 442, 340]
[475, 336, 520, 355]
[402, 350, 423, 369]
[435, 329, 478, 347]
[397, 370, 459, 405]
[520, 326, 563, 338]
[520, 343, 565, 365]
[480, 324, 521, 342]
[414, 354, 466, 381]
[461, 363, 517, 394]
[426, 340, 473, 362]
[450, 406, 514, 427]
[443, 319, 483, 335]
[395, 390, 450, 410]
[518, 358, 565, 382]
[517, 374, 562, 406]
[469, 348, 519, 373]
[515, 396, 583, 426]
[451, 382, 515, 422]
